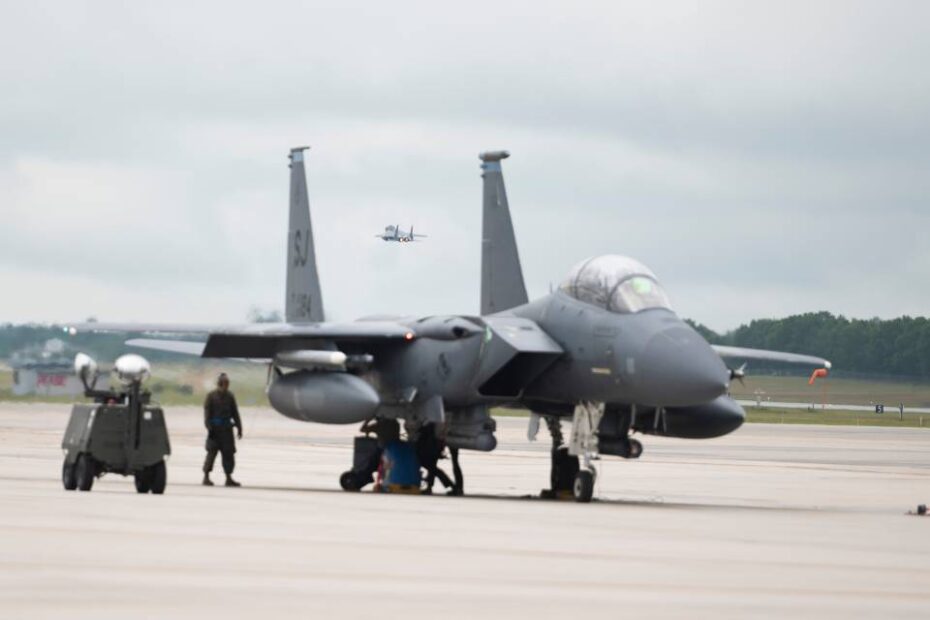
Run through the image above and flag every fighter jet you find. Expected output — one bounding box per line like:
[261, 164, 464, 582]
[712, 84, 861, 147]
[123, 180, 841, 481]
[376, 224, 426, 243]
[74, 146, 831, 502]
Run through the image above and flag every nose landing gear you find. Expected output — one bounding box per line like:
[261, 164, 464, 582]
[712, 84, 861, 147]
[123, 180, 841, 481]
[539, 416, 576, 500]
[539, 402, 644, 502]
[567, 401, 604, 503]
[539, 402, 604, 502]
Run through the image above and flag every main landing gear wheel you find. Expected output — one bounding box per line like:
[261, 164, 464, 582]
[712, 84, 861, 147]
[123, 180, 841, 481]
[340, 471, 362, 491]
[629, 438, 643, 459]
[573, 469, 595, 503]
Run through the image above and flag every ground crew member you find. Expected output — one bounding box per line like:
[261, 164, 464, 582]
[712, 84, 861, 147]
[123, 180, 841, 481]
[449, 446, 463, 496]
[361, 417, 400, 448]
[415, 423, 454, 494]
[202, 373, 242, 487]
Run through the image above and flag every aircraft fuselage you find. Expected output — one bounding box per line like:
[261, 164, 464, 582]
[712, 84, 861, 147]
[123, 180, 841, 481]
[266, 287, 742, 442]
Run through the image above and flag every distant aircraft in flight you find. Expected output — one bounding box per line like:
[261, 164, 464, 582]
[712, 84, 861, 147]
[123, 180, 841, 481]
[376, 224, 427, 243]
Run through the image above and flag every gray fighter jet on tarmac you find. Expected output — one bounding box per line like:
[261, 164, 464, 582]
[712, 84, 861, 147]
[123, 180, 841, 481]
[377, 224, 426, 243]
[75, 147, 831, 502]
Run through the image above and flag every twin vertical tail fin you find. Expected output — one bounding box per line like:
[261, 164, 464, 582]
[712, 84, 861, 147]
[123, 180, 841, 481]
[480, 150, 528, 315]
[285, 147, 325, 323]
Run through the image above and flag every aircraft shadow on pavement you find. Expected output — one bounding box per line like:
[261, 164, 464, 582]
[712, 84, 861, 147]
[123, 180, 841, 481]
[176, 481, 823, 513]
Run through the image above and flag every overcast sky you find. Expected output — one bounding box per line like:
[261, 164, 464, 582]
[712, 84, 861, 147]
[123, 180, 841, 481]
[1, 1, 927, 332]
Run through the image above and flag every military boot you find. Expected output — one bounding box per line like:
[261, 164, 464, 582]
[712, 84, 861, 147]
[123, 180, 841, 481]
[202, 473, 214, 486]
[225, 476, 241, 487]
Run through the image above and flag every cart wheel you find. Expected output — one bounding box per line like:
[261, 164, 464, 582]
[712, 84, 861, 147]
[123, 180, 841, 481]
[573, 470, 595, 503]
[134, 468, 151, 493]
[339, 471, 361, 491]
[149, 461, 167, 495]
[75, 453, 95, 492]
[62, 459, 77, 491]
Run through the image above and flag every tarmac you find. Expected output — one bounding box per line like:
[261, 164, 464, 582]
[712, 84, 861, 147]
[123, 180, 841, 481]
[1, 402, 928, 619]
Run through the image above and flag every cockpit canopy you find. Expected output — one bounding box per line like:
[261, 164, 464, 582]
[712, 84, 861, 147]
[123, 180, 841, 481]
[559, 255, 672, 314]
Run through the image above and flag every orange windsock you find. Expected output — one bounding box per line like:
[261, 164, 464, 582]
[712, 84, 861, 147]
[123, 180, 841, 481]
[808, 368, 828, 385]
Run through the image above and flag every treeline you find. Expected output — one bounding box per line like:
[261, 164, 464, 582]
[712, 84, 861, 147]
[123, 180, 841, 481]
[0, 308, 282, 364]
[688, 312, 930, 379]
[0, 324, 198, 364]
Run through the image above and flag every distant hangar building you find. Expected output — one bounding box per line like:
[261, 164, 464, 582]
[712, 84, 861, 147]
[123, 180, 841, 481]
[10, 338, 84, 397]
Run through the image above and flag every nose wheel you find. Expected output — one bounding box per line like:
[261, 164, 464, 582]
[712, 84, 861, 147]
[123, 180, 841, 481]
[573, 467, 596, 503]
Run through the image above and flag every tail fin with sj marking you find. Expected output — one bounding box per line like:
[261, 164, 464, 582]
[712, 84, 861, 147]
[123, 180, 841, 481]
[286, 147, 325, 323]
[480, 150, 528, 315]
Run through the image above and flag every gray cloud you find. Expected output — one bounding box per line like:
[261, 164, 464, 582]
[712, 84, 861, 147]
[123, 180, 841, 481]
[1, 1, 928, 331]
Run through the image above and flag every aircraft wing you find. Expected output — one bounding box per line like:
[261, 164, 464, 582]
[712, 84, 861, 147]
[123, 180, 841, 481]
[70, 321, 415, 359]
[68, 322, 239, 336]
[712, 345, 831, 369]
[126, 338, 207, 356]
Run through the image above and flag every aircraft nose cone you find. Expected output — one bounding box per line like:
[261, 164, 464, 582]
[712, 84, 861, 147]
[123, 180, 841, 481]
[636, 323, 729, 406]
